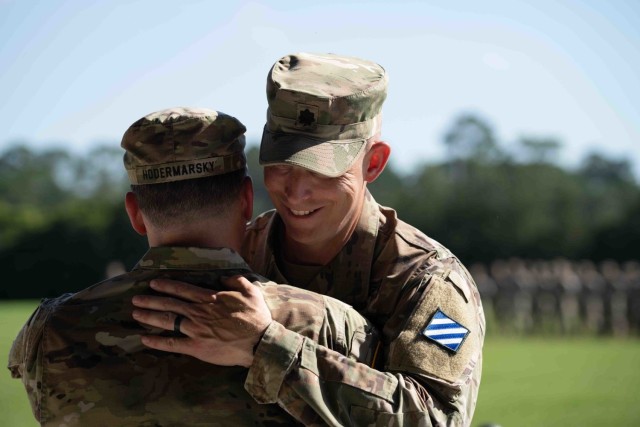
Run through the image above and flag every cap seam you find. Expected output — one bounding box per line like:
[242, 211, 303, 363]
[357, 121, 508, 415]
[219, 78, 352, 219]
[277, 77, 385, 103]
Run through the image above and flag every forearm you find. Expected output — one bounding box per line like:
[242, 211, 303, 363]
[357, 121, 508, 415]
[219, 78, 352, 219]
[245, 323, 464, 426]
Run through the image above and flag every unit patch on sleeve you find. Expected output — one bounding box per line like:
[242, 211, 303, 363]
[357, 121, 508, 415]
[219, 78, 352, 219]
[421, 309, 470, 353]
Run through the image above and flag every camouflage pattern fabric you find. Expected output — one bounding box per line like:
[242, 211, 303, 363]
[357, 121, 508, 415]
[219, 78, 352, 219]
[8, 247, 379, 426]
[259, 52, 387, 178]
[242, 192, 486, 426]
[121, 107, 247, 185]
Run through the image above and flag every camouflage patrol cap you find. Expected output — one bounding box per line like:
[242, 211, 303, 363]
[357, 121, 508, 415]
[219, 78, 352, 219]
[122, 107, 246, 185]
[260, 52, 388, 177]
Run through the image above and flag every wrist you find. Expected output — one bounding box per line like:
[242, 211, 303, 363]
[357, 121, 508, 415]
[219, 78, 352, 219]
[252, 321, 272, 354]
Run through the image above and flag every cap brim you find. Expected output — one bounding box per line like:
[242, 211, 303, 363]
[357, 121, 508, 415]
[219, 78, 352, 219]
[259, 129, 366, 178]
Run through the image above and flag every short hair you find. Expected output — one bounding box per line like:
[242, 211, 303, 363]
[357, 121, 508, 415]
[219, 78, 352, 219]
[131, 168, 247, 228]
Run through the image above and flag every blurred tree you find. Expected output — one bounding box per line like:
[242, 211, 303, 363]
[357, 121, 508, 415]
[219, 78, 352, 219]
[507, 163, 587, 259]
[578, 152, 639, 247]
[580, 152, 635, 184]
[580, 153, 640, 260]
[0, 145, 70, 249]
[443, 113, 505, 164]
[519, 137, 561, 164]
[1, 219, 109, 298]
[65, 145, 129, 201]
[385, 115, 638, 265]
[0, 144, 72, 206]
[590, 194, 640, 261]
[0, 144, 136, 298]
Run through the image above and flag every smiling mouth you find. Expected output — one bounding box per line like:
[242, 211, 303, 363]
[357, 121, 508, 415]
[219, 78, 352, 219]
[290, 208, 317, 217]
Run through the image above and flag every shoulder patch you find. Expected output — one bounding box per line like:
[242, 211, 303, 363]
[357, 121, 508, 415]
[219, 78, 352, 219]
[422, 309, 469, 353]
[386, 274, 481, 385]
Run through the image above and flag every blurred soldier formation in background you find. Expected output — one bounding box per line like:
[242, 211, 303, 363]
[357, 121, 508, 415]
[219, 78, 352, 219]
[472, 258, 640, 336]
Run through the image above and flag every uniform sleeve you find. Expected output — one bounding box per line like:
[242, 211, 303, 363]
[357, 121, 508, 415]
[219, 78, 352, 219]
[7, 299, 59, 423]
[245, 269, 485, 427]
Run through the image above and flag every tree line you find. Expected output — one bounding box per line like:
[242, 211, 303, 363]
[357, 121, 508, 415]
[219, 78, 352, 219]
[1, 113, 638, 299]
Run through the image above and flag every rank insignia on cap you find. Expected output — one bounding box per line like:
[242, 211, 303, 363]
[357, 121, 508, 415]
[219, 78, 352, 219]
[422, 309, 470, 353]
[296, 103, 318, 128]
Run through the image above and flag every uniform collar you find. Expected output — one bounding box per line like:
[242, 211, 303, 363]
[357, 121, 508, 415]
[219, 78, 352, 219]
[135, 246, 251, 271]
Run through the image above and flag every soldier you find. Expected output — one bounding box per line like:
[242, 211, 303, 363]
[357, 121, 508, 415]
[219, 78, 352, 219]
[601, 259, 629, 335]
[622, 261, 640, 334]
[8, 107, 379, 426]
[554, 258, 582, 334]
[531, 260, 561, 333]
[509, 258, 536, 334]
[137, 53, 486, 426]
[469, 262, 498, 331]
[576, 260, 607, 334]
[489, 259, 520, 333]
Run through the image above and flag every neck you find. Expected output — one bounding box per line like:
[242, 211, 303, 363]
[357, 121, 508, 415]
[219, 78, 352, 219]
[280, 208, 363, 266]
[146, 217, 243, 252]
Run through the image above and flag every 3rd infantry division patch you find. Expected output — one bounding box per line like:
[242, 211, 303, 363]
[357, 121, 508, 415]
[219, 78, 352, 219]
[421, 309, 470, 353]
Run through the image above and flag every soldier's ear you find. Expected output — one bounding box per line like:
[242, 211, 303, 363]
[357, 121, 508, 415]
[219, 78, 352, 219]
[364, 141, 391, 183]
[125, 192, 147, 236]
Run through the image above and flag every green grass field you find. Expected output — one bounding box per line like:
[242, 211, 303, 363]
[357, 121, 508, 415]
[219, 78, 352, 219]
[2, 301, 639, 426]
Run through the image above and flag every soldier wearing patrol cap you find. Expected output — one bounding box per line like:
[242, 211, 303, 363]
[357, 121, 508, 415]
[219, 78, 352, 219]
[8, 107, 380, 426]
[141, 53, 486, 426]
[246, 52, 485, 426]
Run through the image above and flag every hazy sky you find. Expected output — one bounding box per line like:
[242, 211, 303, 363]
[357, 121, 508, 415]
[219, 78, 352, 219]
[1, 0, 639, 176]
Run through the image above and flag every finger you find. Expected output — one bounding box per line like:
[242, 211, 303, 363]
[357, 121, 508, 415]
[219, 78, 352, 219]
[140, 335, 194, 357]
[150, 279, 215, 302]
[132, 294, 190, 315]
[220, 275, 255, 293]
[132, 308, 190, 333]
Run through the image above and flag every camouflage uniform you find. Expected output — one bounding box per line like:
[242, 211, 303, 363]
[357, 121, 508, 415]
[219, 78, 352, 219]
[241, 53, 485, 426]
[8, 247, 379, 426]
[242, 194, 484, 426]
